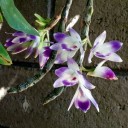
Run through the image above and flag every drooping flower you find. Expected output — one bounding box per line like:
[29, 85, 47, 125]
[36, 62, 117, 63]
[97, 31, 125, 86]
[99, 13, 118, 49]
[88, 31, 123, 63]
[68, 85, 99, 113]
[53, 58, 99, 112]
[50, 28, 84, 64]
[5, 31, 52, 68]
[87, 60, 118, 80]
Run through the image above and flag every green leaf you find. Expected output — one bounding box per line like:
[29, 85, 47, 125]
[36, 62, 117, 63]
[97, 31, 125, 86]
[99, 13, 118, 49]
[0, 0, 39, 36]
[0, 12, 3, 30]
[34, 13, 51, 23]
[0, 43, 12, 65]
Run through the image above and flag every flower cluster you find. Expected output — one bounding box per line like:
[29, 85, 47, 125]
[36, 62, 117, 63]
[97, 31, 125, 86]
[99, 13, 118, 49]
[51, 29, 123, 112]
[5, 31, 52, 69]
[5, 28, 123, 113]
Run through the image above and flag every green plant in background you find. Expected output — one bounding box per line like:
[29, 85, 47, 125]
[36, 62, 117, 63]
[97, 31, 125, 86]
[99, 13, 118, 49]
[0, 11, 12, 65]
[0, 0, 39, 36]
[0, 43, 12, 65]
[0, 0, 123, 113]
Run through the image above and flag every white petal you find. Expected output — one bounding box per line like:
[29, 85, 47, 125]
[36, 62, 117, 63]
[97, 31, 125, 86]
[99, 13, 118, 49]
[0, 87, 8, 101]
[67, 58, 79, 71]
[69, 28, 81, 42]
[104, 53, 122, 62]
[94, 41, 123, 56]
[66, 15, 80, 32]
[88, 66, 118, 80]
[93, 31, 106, 47]
[77, 72, 95, 89]
[68, 87, 79, 111]
[88, 50, 94, 63]
[55, 51, 68, 64]
[50, 43, 61, 50]
[96, 60, 107, 68]
[53, 78, 64, 88]
[80, 46, 85, 65]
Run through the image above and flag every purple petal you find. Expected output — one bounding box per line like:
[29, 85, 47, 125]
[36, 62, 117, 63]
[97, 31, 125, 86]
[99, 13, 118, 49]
[108, 40, 123, 52]
[55, 67, 69, 77]
[77, 100, 91, 112]
[103, 69, 117, 80]
[5, 39, 14, 47]
[12, 31, 25, 36]
[61, 44, 72, 51]
[28, 35, 37, 40]
[80, 85, 99, 112]
[12, 37, 26, 43]
[43, 49, 51, 57]
[20, 37, 28, 42]
[74, 87, 91, 112]
[54, 33, 68, 42]
[62, 80, 77, 86]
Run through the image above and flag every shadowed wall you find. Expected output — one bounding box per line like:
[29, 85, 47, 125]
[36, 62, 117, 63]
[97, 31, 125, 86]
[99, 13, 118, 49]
[0, 0, 128, 128]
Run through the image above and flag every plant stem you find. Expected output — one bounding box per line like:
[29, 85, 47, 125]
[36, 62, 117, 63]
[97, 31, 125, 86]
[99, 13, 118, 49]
[58, 0, 73, 32]
[81, 0, 93, 40]
[80, 0, 94, 66]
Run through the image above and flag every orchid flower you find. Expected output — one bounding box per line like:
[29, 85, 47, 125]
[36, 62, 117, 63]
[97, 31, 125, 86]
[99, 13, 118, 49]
[50, 28, 84, 64]
[5, 31, 52, 69]
[88, 31, 123, 63]
[68, 85, 99, 113]
[87, 60, 118, 80]
[53, 58, 99, 112]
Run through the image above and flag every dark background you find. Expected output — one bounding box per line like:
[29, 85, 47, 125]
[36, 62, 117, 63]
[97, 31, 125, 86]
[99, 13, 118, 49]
[0, 0, 128, 128]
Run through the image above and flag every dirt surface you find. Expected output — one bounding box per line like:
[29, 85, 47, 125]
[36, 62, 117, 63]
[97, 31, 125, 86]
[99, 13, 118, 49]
[0, 0, 128, 128]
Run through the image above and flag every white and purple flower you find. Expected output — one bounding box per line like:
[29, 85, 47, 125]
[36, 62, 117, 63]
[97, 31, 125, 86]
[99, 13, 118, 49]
[53, 58, 99, 112]
[87, 60, 118, 80]
[50, 28, 84, 64]
[68, 85, 99, 113]
[88, 31, 123, 63]
[5, 31, 52, 69]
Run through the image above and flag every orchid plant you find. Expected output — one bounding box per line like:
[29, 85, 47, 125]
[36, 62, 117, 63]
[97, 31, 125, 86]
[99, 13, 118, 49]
[0, 0, 123, 114]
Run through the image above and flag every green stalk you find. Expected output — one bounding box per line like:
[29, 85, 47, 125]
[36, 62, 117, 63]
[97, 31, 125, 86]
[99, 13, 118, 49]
[81, 0, 93, 40]
[58, 0, 73, 32]
[80, 0, 94, 67]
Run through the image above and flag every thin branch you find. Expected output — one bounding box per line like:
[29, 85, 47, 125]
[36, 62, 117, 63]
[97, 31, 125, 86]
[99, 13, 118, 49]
[58, 0, 73, 32]
[81, 0, 93, 39]
[47, 0, 56, 19]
